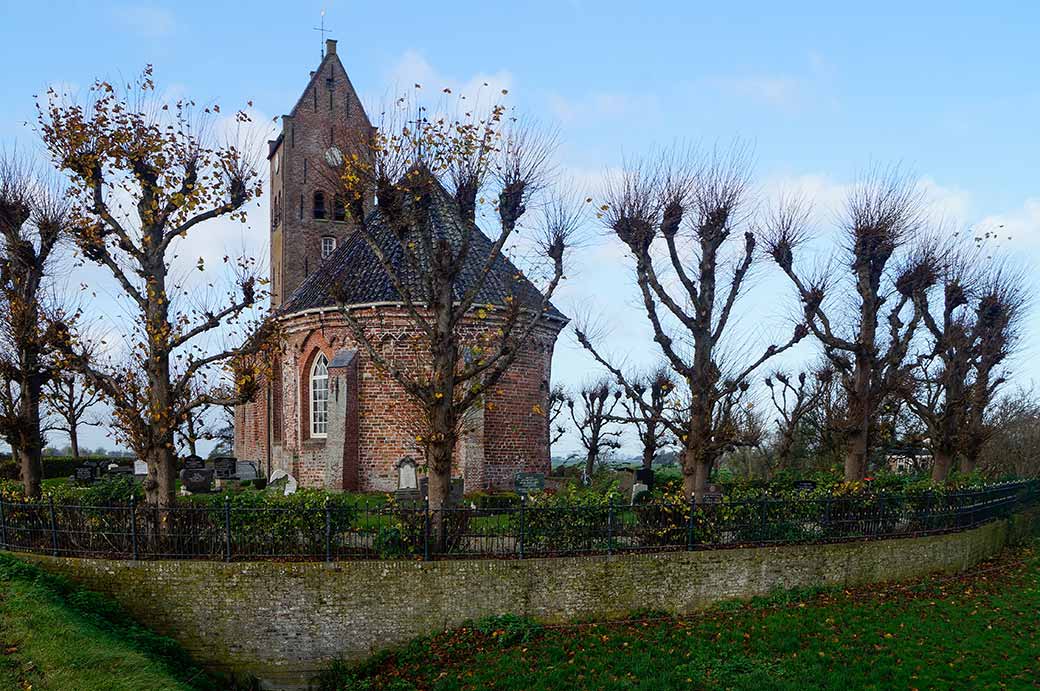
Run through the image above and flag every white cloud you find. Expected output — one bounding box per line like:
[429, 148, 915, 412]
[547, 91, 661, 124]
[975, 198, 1040, 249]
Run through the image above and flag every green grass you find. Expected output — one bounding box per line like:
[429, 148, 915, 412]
[0, 554, 239, 691]
[318, 540, 1040, 690]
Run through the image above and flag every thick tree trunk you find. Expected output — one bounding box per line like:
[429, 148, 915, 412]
[17, 374, 45, 498]
[69, 425, 79, 460]
[641, 444, 654, 471]
[959, 455, 978, 475]
[144, 447, 177, 508]
[931, 449, 954, 482]
[426, 440, 454, 511]
[17, 446, 42, 499]
[585, 449, 597, 482]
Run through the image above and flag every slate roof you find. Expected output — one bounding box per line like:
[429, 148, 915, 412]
[279, 178, 567, 323]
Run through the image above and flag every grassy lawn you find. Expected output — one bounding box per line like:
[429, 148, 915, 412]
[320, 539, 1040, 690]
[0, 554, 231, 690]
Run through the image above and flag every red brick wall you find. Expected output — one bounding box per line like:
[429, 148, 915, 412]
[235, 308, 562, 492]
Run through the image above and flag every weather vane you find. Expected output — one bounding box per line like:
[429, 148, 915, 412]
[314, 9, 331, 58]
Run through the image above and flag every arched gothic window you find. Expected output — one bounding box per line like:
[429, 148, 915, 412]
[310, 353, 329, 438]
[313, 191, 327, 219]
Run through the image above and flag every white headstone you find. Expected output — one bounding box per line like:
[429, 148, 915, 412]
[631, 482, 649, 502]
[268, 469, 298, 496]
[133, 460, 148, 476]
[397, 457, 418, 490]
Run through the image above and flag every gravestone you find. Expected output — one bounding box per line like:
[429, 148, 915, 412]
[180, 467, 214, 493]
[212, 456, 237, 480]
[74, 465, 97, 484]
[631, 482, 649, 503]
[396, 456, 418, 490]
[616, 470, 635, 496]
[794, 480, 818, 492]
[634, 467, 655, 491]
[108, 465, 134, 476]
[133, 460, 148, 476]
[183, 455, 205, 470]
[513, 472, 545, 496]
[234, 461, 259, 482]
[267, 469, 298, 496]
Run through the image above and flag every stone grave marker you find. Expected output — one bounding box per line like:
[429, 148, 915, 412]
[212, 456, 237, 480]
[183, 455, 205, 470]
[133, 460, 148, 476]
[794, 480, 818, 492]
[702, 483, 724, 504]
[180, 467, 214, 493]
[634, 467, 655, 490]
[234, 461, 259, 482]
[396, 456, 418, 490]
[267, 469, 298, 496]
[513, 472, 545, 496]
[74, 464, 97, 484]
[631, 482, 650, 503]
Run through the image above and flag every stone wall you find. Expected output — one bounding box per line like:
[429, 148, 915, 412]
[16, 510, 1036, 690]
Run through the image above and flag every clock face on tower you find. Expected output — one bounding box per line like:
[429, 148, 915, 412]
[324, 145, 344, 168]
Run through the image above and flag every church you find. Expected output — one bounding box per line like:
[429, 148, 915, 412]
[234, 40, 566, 492]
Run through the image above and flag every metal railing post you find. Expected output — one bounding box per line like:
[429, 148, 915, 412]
[49, 496, 59, 557]
[129, 495, 138, 560]
[607, 497, 614, 555]
[518, 494, 526, 560]
[423, 497, 431, 562]
[759, 497, 768, 542]
[686, 496, 697, 551]
[324, 498, 332, 563]
[0, 499, 7, 550]
[223, 496, 232, 562]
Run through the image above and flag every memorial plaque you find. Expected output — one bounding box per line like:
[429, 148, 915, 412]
[74, 465, 96, 484]
[702, 491, 724, 504]
[513, 472, 546, 495]
[212, 456, 236, 480]
[183, 455, 205, 470]
[180, 467, 214, 493]
[396, 456, 418, 490]
[133, 460, 148, 476]
[794, 480, 818, 492]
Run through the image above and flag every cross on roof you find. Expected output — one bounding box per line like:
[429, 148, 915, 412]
[314, 9, 331, 58]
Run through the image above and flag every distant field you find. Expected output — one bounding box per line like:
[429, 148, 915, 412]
[320, 539, 1040, 690]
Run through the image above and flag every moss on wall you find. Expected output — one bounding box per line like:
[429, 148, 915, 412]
[12, 510, 1035, 690]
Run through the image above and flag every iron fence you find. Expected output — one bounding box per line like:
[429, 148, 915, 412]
[0, 481, 1035, 562]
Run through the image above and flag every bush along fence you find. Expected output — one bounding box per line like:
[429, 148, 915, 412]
[0, 481, 1036, 562]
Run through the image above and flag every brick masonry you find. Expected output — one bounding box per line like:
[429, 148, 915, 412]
[16, 510, 1037, 690]
[236, 40, 565, 492]
[235, 308, 561, 492]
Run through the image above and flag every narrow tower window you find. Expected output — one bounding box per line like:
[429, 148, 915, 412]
[313, 191, 326, 219]
[333, 194, 346, 221]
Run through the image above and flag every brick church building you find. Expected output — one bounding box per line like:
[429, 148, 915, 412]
[234, 40, 566, 492]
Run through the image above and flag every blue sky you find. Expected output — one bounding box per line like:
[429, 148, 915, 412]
[2, 1, 1038, 456]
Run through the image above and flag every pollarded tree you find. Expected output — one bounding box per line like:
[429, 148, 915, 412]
[567, 378, 623, 481]
[0, 154, 69, 497]
[616, 365, 676, 471]
[38, 68, 277, 506]
[43, 372, 102, 460]
[765, 171, 940, 481]
[958, 268, 1026, 474]
[578, 149, 806, 500]
[764, 367, 831, 471]
[333, 98, 580, 509]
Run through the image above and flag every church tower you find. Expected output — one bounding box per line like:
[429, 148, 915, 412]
[268, 39, 372, 306]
